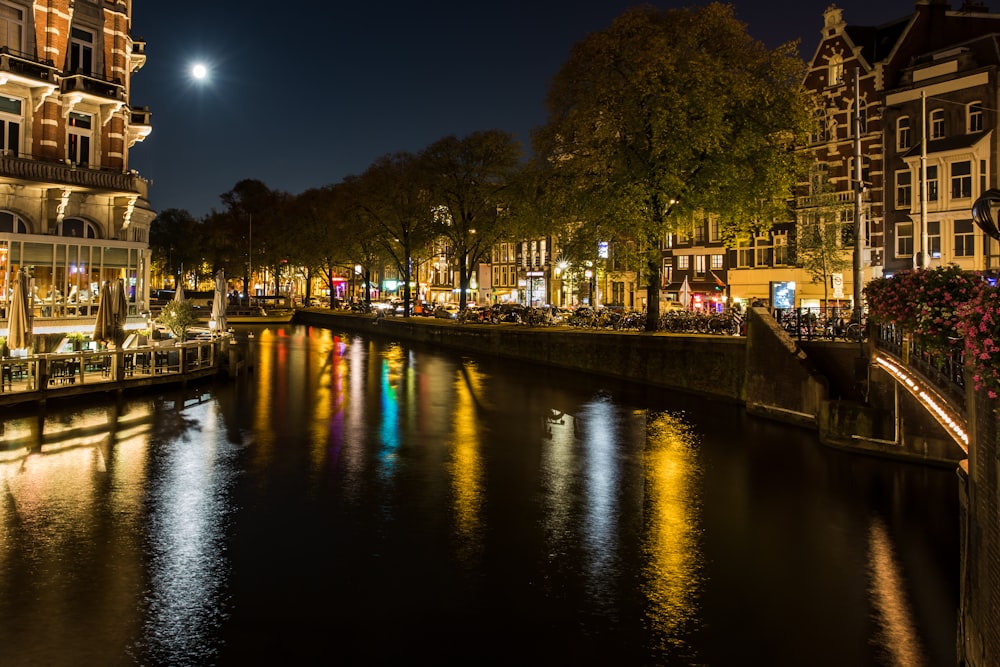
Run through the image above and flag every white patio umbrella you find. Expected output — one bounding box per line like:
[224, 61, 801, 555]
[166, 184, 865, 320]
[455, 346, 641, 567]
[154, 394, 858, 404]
[211, 269, 227, 332]
[679, 276, 692, 310]
[7, 268, 33, 351]
[174, 281, 185, 302]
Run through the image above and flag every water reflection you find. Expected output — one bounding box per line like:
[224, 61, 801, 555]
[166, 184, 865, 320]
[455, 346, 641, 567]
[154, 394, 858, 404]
[642, 411, 703, 653]
[868, 515, 925, 667]
[448, 360, 485, 558]
[0, 326, 960, 665]
[136, 399, 237, 665]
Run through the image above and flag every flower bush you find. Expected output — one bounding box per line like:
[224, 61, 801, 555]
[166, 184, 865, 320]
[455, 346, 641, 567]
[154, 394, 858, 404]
[957, 285, 1000, 398]
[865, 265, 984, 353]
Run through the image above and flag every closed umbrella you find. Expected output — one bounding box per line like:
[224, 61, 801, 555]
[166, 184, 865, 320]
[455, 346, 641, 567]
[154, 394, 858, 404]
[679, 276, 692, 310]
[111, 278, 128, 347]
[93, 280, 114, 344]
[7, 268, 33, 351]
[211, 269, 227, 333]
[174, 282, 185, 302]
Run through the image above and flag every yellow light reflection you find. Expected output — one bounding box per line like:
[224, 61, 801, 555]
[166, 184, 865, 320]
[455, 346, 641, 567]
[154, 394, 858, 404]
[448, 360, 485, 556]
[867, 516, 924, 666]
[642, 411, 703, 649]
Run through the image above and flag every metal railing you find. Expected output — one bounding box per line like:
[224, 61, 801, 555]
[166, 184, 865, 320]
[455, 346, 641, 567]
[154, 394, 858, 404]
[873, 323, 966, 413]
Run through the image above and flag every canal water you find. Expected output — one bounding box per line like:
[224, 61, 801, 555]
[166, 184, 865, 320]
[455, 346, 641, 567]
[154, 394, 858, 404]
[0, 324, 959, 666]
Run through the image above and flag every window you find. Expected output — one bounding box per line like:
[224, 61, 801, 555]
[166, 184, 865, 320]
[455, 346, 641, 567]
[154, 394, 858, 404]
[927, 221, 941, 259]
[773, 235, 788, 265]
[69, 27, 94, 75]
[856, 106, 867, 136]
[677, 255, 690, 270]
[708, 218, 720, 243]
[662, 260, 672, 286]
[828, 55, 844, 87]
[0, 95, 21, 157]
[896, 170, 912, 208]
[897, 116, 911, 150]
[0, 3, 24, 53]
[695, 255, 706, 275]
[926, 165, 938, 202]
[930, 109, 945, 140]
[737, 241, 753, 268]
[693, 220, 706, 245]
[896, 222, 913, 257]
[955, 219, 975, 257]
[67, 112, 92, 166]
[951, 161, 972, 199]
[710, 254, 724, 270]
[968, 102, 983, 133]
[982, 160, 988, 196]
[755, 236, 771, 266]
[811, 107, 827, 144]
[58, 217, 98, 238]
[0, 210, 27, 233]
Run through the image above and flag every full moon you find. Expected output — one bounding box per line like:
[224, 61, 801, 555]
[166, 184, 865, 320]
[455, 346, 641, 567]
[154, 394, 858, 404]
[192, 63, 207, 80]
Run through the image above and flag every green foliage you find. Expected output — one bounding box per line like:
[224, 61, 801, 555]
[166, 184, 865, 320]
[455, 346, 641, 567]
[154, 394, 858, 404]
[533, 2, 812, 323]
[156, 300, 198, 342]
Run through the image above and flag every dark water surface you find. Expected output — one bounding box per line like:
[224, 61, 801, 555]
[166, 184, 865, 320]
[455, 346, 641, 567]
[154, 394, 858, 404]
[0, 325, 959, 666]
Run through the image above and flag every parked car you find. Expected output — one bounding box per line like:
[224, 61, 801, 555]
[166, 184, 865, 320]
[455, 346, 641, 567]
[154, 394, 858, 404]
[434, 304, 459, 319]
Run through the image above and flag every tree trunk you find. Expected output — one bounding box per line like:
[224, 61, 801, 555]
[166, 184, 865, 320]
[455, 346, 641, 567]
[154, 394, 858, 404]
[645, 256, 661, 332]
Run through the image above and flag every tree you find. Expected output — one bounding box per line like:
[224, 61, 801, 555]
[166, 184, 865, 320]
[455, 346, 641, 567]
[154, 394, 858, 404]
[533, 3, 812, 330]
[148, 209, 203, 289]
[421, 130, 523, 310]
[156, 300, 197, 342]
[352, 152, 436, 317]
[794, 208, 853, 310]
[218, 179, 288, 297]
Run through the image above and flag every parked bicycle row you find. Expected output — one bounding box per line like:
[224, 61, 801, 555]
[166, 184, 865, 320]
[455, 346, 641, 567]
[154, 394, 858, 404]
[358, 300, 867, 341]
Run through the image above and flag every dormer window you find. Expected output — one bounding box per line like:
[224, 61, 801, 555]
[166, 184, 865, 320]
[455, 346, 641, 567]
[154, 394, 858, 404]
[968, 102, 983, 133]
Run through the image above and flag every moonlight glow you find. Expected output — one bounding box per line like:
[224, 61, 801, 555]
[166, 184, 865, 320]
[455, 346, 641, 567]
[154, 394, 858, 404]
[192, 63, 207, 80]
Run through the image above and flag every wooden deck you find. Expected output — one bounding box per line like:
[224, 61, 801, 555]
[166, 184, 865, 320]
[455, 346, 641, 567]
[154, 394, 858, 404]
[0, 338, 231, 408]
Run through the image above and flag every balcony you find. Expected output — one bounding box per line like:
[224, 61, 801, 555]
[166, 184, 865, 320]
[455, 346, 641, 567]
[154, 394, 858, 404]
[0, 47, 56, 85]
[60, 72, 125, 103]
[795, 191, 857, 208]
[130, 38, 146, 72]
[0, 153, 147, 196]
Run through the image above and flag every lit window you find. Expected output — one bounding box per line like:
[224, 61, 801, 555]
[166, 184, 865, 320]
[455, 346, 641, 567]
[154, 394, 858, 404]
[927, 221, 941, 259]
[695, 255, 706, 275]
[737, 241, 753, 268]
[710, 254, 724, 270]
[828, 55, 844, 87]
[773, 235, 788, 265]
[677, 255, 690, 270]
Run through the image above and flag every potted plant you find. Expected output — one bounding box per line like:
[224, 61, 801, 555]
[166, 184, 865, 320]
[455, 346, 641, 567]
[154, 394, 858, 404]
[156, 300, 197, 343]
[68, 332, 86, 351]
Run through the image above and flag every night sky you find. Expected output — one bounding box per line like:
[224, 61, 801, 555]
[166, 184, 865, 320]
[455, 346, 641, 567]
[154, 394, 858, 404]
[128, 0, 966, 219]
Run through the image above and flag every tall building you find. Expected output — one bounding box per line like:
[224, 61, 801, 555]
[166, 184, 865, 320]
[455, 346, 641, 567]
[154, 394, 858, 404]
[728, 0, 999, 309]
[0, 0, 153, 337]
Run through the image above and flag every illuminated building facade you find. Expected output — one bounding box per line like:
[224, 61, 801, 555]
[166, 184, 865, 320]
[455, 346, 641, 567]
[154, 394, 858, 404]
[727, 0, 999, 308]
[0, 0, 153, 335]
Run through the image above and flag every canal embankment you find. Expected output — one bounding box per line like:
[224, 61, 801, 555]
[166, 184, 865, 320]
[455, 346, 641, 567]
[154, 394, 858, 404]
[295, 305, 963, 466]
